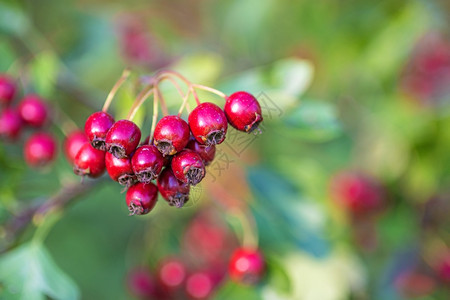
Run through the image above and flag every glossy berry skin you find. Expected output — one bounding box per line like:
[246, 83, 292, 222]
[171, 150, 205, 186]
[188, 102, 228, 146]
[84, 111, 115, 151]
[224, 91, 263, 133]
[0, 108, 23, 140]
[105, 152, 136, 187]
[153, 116, 190, 156]
[229, 248, 265, 285]
[63, 130, 87, 164]
[185, 271, 214, 299]
[105, 119, 141, 159]
[157, 168, 190, 208]
[186, 138, 216, 166]
[131, 145, 164, 183]
[126, 182, 158, 215]
[330, 171, 384, 217]
[24, 132, 57, 168]
[18, 94, 48, 127]
[73, 142, 106, 178]
[158, 258, 187, 290]
[0, 75, 16, 106]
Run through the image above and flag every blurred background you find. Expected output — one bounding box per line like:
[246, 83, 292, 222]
[0, 0, 449, 299]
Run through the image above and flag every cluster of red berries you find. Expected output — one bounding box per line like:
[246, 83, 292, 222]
[68, 74, 263, 216]
[0, 74, 57, 168]
[127, 211, 265, 299]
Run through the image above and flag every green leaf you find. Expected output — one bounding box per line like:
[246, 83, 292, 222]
[247, 166, 329, 257]
[280, 100, 343, 141]
[30, 52, 60, 97]
[0, 243, 80, 300]
[170, 52, 224, 85]
[0, 3, 30, 36]
[0, 41, 16, 71]
[214, 281, 261, 300]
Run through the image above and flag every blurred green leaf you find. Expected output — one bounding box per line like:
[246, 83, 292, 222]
[281, 100, 343, 142]
[247, 166, 329, 257]
[0, 243, 80, 300]
[30, 51, 60, 97]
[265, 255, 291, 295]
[170, 52, 224, 85]
[214, 281, 261, 300]
[0, 41, 16, 71]
[0, 2, 29, 36]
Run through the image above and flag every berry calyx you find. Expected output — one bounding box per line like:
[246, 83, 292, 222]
[63, 130, 88, 164]
[105, 152, 137, 187]
[18, 94, 48, 127]
[186, 137, 216, 166]
[228, 248, 265, 285]
[188, 102, 228, 146]
[24, 132, 57, 167]
[158, 258, 187, 290]
[171, 150, 205, 186]
[157, 168, 190, 208]
[84, 111, 115, 151]
[126, 182, 158, 215]
[105, 119, 141, 159]
[0, 75, 16, 106]
[224, 91, 263, 133]
[153, 115, 190, 156]
[185, 271, 214, 299]
[0, 108, 23, 140]
[131, 145, 164, 183]
[73, 142, 106, 178]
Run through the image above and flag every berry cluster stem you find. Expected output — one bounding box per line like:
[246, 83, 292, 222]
[191, 84, 227, 100]
[102, 68, 131, 112]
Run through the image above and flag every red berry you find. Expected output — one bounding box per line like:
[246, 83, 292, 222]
[157, 168, 190, 208]
[84, 111, 115, 151]
[186, 137, 215, 166]
[24, 132, 57, 167]
[106, 119, 141, 159]
[0, 75, 16, 106]
[73, 142, 106, 178]
[228, 248, 265, 285]
[185, 271, 214, 300]
[0, 108, 23, 140]
[63, 130, 88, 164]
[330, 171, 385, 216]
[105, 152, 137, 187]
[437, 254, 450, 284]
[224, 91, 263, 133]
[18, 94, 48, 127]
[153, 115, 190, 156]
[171, 150, 205, 186]
[126, 182, 158, 215]
[158, 258, 187, 290]
[131, 145, 165, 183]
[188, 102, 228, 145]
[127, 267, 157, 299]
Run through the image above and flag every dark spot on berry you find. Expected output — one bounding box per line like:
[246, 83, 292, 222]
[91, 137, 106, 151]
[244, 113, 263, 133]
[109, 144, 127, 159]
[136, 170, 157, 183]
[128, 202, 145, 216]
[155, 140, 176, 156]
[168, 192, 189, 208]
[185, 167, 204, 186]
[118, 173, 137, 187]
[204, 130, 225, 146]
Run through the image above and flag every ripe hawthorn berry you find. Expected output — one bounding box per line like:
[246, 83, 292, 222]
[228, 248, 265, 285]
[171, 149, 205, 186]
[18, 94, 48, 127]
[157, 167, 190, 208]
[158, 258, 187, 290]
[105, 152, 137, 187]
[63, 130, 88, 164]
[105, 119, 141, 159]
[0, 108, 23, 140]
[126, 182, 158, 215]
[0, 75, 16, 106]
[84, 111, 115, 151]
[131, 145, 164, 183]
[73, 142, 106, 178]
[330, 171, 385, 217]
[224, 91, 263, 133]
[24, 132, 57, 167]
[188, 102, 228, 146]
[186, 137, 215, 166]
[185, 271, 214, 300]
[153, 115, 190, 156]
